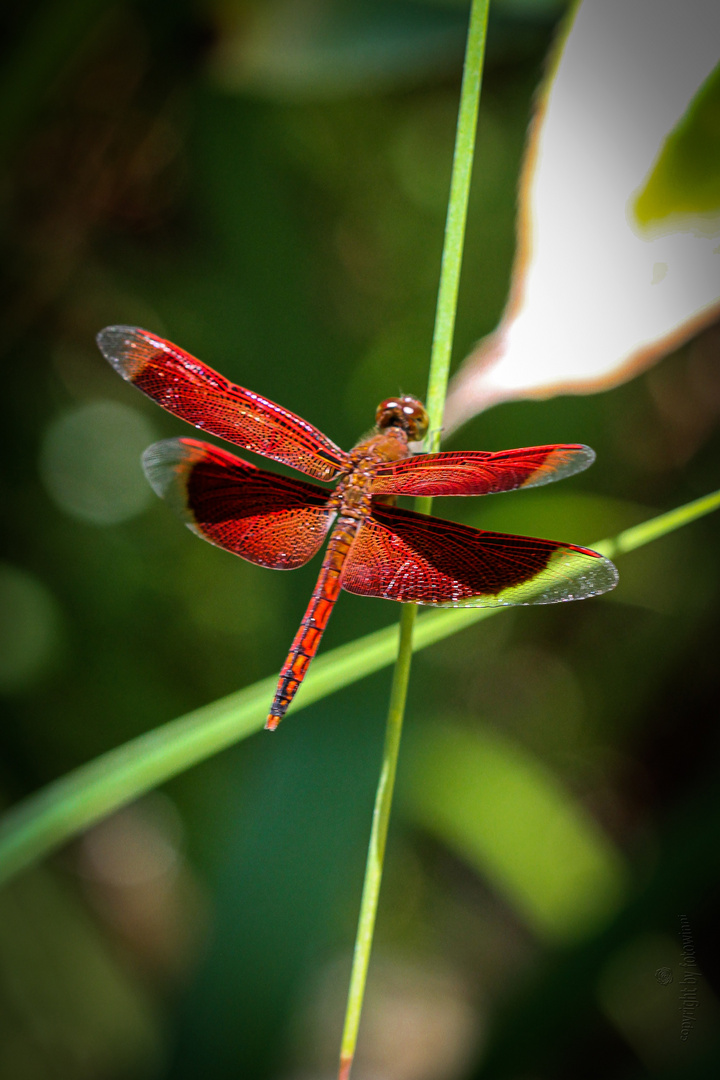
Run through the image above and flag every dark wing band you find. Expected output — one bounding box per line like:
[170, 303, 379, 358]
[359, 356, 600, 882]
[343, 503, 617, 607]
[143, 438, 335, 569]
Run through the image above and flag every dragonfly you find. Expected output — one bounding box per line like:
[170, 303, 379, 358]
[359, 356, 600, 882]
[97, 326, 618, 729]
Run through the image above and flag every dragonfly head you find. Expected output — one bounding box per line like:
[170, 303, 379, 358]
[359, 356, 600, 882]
[375, 396, 429, 442]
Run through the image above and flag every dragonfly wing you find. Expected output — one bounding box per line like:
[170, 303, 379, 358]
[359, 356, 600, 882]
[370, 445, 595, 496]
[342, 503, 617, 607]
[143, 439, 335, 569]
[98, 326, 348, 482]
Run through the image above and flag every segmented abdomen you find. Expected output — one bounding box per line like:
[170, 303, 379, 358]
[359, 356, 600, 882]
[266, 516, 361, 729]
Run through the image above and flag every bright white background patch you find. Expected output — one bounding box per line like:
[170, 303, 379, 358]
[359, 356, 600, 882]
[445, 0, 720, 430]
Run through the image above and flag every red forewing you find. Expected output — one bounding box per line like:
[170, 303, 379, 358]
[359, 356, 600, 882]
[370, 445, 595, 497]
[142, 438, 335, 569]
[98, 326, 348, 482]
[343, 503, 617, 606]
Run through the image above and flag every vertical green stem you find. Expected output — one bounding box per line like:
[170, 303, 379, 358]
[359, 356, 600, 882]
[337, 3, 491, 1078]
[338, 603, 418, 1080]
[424, 0, 490, 453]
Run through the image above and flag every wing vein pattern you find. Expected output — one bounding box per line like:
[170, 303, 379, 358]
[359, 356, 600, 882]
[98, 326, 348, 481]
[343, 503, 617, 607]
[370, 445, 595, 496]
[143, 438, 335, 569]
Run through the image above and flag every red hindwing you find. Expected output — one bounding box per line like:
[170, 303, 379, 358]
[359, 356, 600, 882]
[143, 439, 335, 569]
[343, 503, 617, 606]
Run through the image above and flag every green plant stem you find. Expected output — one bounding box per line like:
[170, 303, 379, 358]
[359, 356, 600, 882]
[424, 0, 490, 451]
[593, 487, 720, 557]
[338, 603, 417, 1080]
[337, 3, 491, 1077]
[1, 487, 719, 890]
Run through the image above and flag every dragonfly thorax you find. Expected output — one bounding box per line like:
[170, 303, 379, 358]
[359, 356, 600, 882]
[375, 396, 428, 442]
[331, 468, 374, 516]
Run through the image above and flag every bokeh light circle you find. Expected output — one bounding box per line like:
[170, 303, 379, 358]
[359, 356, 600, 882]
[40, 400, 157, 525]
[0, 562, 63, 692]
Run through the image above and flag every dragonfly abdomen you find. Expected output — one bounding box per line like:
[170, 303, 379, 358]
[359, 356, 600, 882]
[266, 516, 361, 729]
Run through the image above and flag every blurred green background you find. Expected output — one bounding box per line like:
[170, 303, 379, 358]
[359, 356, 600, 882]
[1, 2, 720, 1078]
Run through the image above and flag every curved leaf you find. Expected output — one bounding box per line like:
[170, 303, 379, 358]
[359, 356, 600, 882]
[445, 0, 720, 431]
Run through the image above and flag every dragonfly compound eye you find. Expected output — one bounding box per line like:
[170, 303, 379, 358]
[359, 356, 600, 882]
[375, 396, 429, 441]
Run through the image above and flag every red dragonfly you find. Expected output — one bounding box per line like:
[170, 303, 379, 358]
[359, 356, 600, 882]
[98, 327, 617, 729]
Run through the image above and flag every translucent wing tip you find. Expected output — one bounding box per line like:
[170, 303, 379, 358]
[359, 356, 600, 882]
[96, 325, 153, 381]
[452, 547, 618, 609]
[517, 546, 618, 605]
[523, 444, 597, 489]
[570, 444, 596, 472]
[142, 438, 205, 515]
[555, 548, 618, 601]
